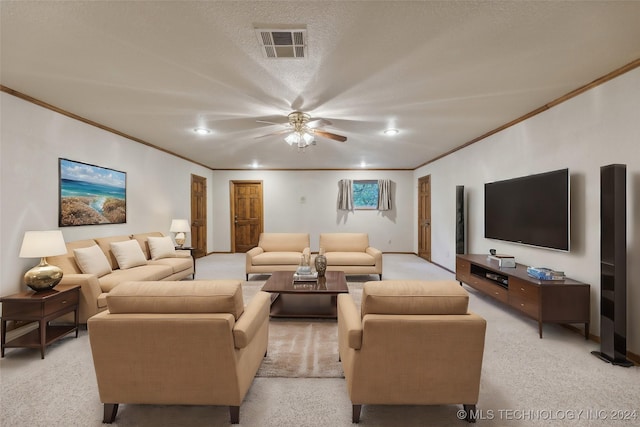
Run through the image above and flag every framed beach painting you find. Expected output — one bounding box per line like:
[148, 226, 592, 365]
[58, 158, 127, 226]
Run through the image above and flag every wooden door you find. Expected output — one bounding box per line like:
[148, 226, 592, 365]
[418, 175, 431, 262]
[230, 181, 263, 253]
[190, 174, 207, 258]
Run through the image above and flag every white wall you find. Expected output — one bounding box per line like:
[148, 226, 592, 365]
[211, 170, 413, 252]
[415, 67, 640, 353]
[3, 66, 638, 354]
[0, 93, 214, 297]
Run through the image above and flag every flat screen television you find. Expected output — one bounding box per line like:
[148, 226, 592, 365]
[484, 168, 569, 251]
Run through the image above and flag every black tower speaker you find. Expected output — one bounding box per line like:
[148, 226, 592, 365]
[455, 185, 465, 255]
[592, 164, 632, 366]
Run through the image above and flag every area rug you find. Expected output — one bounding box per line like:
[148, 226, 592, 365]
[242, 281, 363, 378]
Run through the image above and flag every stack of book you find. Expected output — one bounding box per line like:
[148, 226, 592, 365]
[293, 266, 318, 282]
[487, 254, 516, 268]
[527, 267, 565, 281]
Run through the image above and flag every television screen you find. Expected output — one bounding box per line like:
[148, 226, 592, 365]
[484, 168, 569, 251]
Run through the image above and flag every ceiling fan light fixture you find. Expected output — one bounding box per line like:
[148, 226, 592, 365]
[284, 132, 299, 145]
[302, 132, 314, 144]
[384, 128, 399, 136]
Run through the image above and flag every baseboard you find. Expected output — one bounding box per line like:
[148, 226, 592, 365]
[562, 324, 639, 365]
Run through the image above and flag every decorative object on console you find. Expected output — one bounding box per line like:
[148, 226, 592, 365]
[314, 248, 327, 277]
[526, 267, 565, 281]
[19, 230, 67, 291]
[170, 219, 190, 247]
[487, 254, 515, 268]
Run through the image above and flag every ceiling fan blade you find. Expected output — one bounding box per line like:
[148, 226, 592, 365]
[254, 129, 292, 139]
[256, 120, 287, 126]
[307, 118, 333, 128]
[313, 129, 347, 142]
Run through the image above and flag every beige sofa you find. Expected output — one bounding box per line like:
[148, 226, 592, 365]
[88, 280, 270, 424]
[319, 233, 382, 279]
[245, 233, 310, 280]
[49, 232, 193, 323]
[338, 280, 487, 423]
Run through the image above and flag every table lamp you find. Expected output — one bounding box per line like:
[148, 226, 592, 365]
[19, 230, 67, 292]
[170, 219, 191, 247]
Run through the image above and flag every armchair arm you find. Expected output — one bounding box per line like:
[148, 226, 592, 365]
[59, 273, 103, 323]
[338, 294, 363, 350]
[365, 247, 382, 259]
[233, 291, 270, 349]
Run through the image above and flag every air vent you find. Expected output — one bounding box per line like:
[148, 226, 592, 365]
[255, 27, 307, 59]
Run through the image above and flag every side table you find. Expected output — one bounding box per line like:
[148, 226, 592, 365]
[176, 246, 197, 277]
[1, 284, 80, 359]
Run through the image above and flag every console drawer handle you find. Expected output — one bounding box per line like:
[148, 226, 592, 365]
[61, 300, 67, 304]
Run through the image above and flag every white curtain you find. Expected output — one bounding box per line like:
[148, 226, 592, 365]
[377, 179, 392, 211]
[338, 179, 353, 210]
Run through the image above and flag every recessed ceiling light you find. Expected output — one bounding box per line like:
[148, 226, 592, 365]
[384, 128, 399, 136]
[193, 127, 211, 135]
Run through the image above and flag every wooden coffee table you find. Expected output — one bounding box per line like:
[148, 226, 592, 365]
[261, 271, 348, 318]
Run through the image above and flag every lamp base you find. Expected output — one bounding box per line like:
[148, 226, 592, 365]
[175, 232, 186, 247]
[24, 258, 63, 292]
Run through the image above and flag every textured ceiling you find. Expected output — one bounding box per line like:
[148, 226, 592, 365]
[2, 1, 640, 170]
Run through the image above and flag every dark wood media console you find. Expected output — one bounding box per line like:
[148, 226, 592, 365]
[456, 254, 590, 339]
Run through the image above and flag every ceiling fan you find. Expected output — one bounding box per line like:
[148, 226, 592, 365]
[256, 111, 347, 149]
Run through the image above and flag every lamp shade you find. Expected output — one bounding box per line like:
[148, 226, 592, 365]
[170, 219, 191, 233]
[19, 230, 67, 258]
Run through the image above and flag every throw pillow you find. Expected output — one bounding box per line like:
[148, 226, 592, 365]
[147, 236, 176, 260]
[74, 245, 112, 277]
[110, 240, 147, 269]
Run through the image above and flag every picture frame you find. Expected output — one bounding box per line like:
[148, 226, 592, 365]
[353, 180, 379, 210]
[58, 158, 127, 226]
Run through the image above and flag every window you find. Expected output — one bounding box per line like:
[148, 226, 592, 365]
[353, 180, 379, 210]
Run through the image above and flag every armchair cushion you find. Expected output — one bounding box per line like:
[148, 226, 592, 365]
[106, 281, 245, 319]
[361, 280, 468, 316]
[258, 233, 310, 252]
[251, 251, 305, 265]
[320, 233, 369, 252]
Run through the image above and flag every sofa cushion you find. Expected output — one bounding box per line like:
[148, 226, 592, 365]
[361, 280, 469, 317]
[131, 232, 164, 259]
[98, 265, 174, 292]
[110, 240, 148, 269]
[106, 281, 245, 319]
[95, 235, 133, 269]
[325, 252, 375, 266]
[73, 245, 113, 277]
[148, 256, 193, 274]
[258, 233, 309, 252]
[48, 239, 98, 274]
[147, 236, 177, 260]
[252, 251, 304, 266]
[320, 233, 369, 253]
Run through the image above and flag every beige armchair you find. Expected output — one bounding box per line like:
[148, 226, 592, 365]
[319, 233, 382, 279]
[338, 280, 486, 423]
[88, 280, 270, 424]
[245, 233, 311, 279]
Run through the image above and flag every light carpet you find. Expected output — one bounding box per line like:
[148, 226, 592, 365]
[2, 254, 639, 426]
[246, 281, 362, 378]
